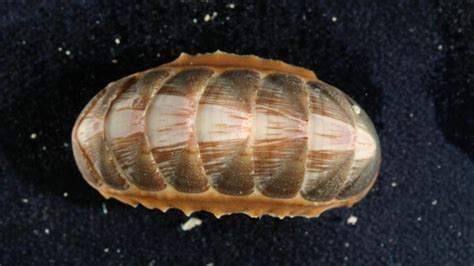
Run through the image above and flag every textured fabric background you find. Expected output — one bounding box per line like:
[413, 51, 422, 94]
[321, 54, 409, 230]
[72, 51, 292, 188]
[1, 1, 473, 265]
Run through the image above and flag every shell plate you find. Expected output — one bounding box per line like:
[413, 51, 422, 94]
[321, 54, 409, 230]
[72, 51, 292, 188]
[72, 51, 381, 218]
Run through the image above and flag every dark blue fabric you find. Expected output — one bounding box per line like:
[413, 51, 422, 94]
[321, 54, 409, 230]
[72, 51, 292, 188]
[1, 1, 472, 265]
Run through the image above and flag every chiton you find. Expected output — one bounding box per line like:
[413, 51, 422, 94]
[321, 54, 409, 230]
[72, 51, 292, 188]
[72, 51, 381, 218]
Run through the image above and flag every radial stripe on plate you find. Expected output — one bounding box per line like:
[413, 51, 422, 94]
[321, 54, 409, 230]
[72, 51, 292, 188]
[196, 70, 260, 196]
[147, 68, 214, 193]
[77, 76, 138, 189]
[338, 106, 381, 199]
[106, 69, 170, 191]
[301, 82, 356, 201]
[254, 73, 309, 198]
[72, 88, 108, 187]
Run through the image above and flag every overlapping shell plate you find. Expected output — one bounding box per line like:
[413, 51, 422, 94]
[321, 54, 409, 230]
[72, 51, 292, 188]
[72, 52, 381, 218]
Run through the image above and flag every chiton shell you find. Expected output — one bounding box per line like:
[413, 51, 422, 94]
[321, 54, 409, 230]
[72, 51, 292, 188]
[72, 51, 381, 218]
